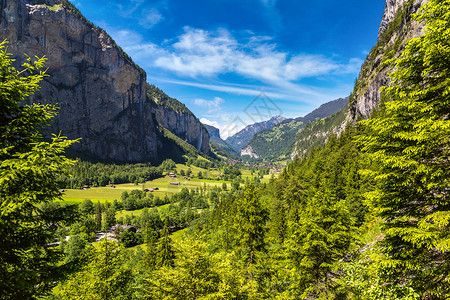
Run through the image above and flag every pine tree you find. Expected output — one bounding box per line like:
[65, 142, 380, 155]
[145, 237, 221, 299]
[144, 224, 158, 271]
[233, 184, 269, 279]
[156, 219, 175, 267]
[285, 189, 355, 298]
[358, 0, 450, 296]
[0, 41, 78, 299]
[94, 201, 102, 231]
[57, 240, 133, 300]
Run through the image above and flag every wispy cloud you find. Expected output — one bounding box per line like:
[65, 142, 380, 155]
[258, 0, 282, 31]
[160, 79, 324, 104]
[193, 97, 224, 113]
[150, 27, 359, 85]
[139, 8, 163, 29]
[116, 1, 164, 29]
[103, 25, 357, 107]
[200, 118, 220, 129]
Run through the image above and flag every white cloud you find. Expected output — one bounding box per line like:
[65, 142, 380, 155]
[193, 97, 224, 113]
[161, 79, 324, 103]
[200, 118, 220, 129]
[139, 8, 163, 29]
[117, 1, 163, 29]
[102, 25, 359, 107]
[148, 27, 360, 86]
[105, 25, 361, 92]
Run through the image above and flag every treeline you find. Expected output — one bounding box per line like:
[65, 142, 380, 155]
[58, 161, 164, 188]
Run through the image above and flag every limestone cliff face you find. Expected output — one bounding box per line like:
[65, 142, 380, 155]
[348, 0, 427, 124]
[152, 105, 210, 155]
[241, 145, 259, 159]
[0, 0, 210, 162]
[291, 0, 427, 159]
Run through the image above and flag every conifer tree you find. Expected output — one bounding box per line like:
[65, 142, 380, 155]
[144, 224, 158, 271]
[57, 240, 133, 299]
[233, 184, 269, 279]
[145, 237, 221, 299]
[0, 41, 78, 299]
[94, 201, 102, 231]
[156, 219, 175, 267]
[358, 0, 450, 296]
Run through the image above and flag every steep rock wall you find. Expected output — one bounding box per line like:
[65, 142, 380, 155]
[152, 106, 210, 155]
[0, 0, 210, 162]
[291, 0, 427, 159]
[348, 0, 427, 123]
[0, 0, 158, 162]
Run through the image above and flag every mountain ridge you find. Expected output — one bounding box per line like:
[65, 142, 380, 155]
[243, 97, 348, 160]
[291, 0, 426, 159]
[225, 116, 286, 152]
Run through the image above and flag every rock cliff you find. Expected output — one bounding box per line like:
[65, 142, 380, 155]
[241, 145, 259, 159]
[203, 124, 220, 139]
[0, 0, 210, 162]
[291, 0, 427, 159]
[348, 0, 426, 124]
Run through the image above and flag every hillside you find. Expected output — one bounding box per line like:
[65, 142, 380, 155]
[203, 124, 240, 159]
[244, 97, 348, 160]
[225, 116, 286, 152]
[3, 0, 449, 298]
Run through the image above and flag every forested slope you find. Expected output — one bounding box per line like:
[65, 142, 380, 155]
[2, 0, 450, 299]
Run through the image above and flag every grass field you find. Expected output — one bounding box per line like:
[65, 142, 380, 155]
[61, 164, 280, 215]
[62, 174, 230, 204]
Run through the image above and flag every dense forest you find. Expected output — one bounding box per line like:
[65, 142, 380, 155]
[1, 0, 449, 299]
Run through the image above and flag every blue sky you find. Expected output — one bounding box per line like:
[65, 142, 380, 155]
[70, 0, 385, 138]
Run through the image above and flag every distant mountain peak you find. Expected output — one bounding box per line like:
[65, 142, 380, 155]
[225, 116, 286, 152]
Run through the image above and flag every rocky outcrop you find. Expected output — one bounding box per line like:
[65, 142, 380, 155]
[291, 0, 426, 160]
[152, 105, 210, 155]
[203, 124, 220, 139]
[0, 0, 210, 162]
[241, 145, 259, 159]
[348, 0, 426, 124]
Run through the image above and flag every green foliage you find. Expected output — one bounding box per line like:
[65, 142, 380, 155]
[233, 184, 269, 269]
[209, 136, 240, 159]
[145, 237, 222, 299]
[80, 198, 94, 215]
[0, 41, 78, 299]
[358, 0, 450, 296]
[247, 119, 304, 161]
[158, 124, 202, 162]
[55, 240, 134, 299]
[146, 84, 193, 115]
[293, 104, 348, 159]
[156, 220, 175, 267]
[61, 160, 163, 188]
[160, 158, 176, 171]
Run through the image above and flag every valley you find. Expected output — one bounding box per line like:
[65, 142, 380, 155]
[1, 0, 449, 299]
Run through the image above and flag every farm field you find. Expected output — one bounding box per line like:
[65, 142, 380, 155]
[62, 173, 231, 204]
[61, 163, 280, 216]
